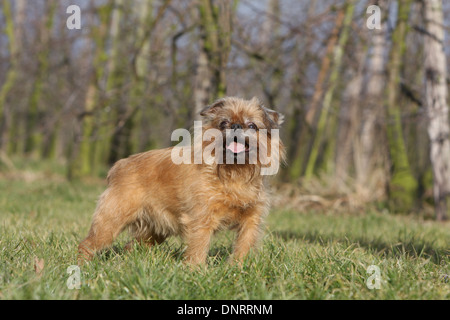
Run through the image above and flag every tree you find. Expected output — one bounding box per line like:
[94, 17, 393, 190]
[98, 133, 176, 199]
[423, 0, 450, 221]
[67, 1, 115, 179]
[285, 0, 316, 180]
[194, 0, 235, 116]
[304, 1, 356, 179]
[0, 0, 20, 151]
[295, 6, 346, 179]
[385, 0, 417, 212]
[354, 0, 388, 195]
[25, 0, 57, 156]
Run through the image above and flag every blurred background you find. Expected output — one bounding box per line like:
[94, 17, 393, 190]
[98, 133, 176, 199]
[0, 0, 449, 221]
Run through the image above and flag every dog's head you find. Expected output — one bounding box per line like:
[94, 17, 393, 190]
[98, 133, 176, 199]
[198, 97, 285, 177]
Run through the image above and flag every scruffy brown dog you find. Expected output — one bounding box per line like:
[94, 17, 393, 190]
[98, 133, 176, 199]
[78, 97, 285, 265]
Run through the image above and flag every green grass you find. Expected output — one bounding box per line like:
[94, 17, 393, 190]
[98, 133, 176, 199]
[0, 160, 449, 300]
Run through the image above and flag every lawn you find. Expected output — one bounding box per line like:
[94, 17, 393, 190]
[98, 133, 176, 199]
[0, 159, 449, 300]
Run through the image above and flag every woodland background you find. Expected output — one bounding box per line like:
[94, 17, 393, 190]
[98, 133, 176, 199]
[1, 0, 450, 221]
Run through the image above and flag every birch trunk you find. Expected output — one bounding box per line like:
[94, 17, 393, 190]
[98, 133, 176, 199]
[423, 0, 450, 221]
[335, 47, 366, 179]
[354, 0, 388, 195]
[194, 45, 212, 119]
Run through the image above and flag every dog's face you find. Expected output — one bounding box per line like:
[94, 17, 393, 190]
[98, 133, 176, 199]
[199, 97, 285, 173]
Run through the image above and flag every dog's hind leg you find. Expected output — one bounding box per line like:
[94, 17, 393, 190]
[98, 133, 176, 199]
[77, 189, 138, 264]
[124, 220, 167, 252]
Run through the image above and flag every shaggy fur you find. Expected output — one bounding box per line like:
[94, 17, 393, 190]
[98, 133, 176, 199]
[78, 97, 285, 265]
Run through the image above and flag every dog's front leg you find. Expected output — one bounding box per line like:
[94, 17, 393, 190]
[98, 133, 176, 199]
[182, 213, 221, 265]
[183, 227, 214, 265]
[231, 212, 263, 263]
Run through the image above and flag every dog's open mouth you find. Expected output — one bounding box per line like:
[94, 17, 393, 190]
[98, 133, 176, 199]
[226, 141, 250, 154]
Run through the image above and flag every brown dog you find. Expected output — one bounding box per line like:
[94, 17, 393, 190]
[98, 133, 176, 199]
[78, 97, 285, 265]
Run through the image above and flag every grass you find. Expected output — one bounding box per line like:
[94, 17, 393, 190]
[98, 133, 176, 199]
[0, 159, 449, 300]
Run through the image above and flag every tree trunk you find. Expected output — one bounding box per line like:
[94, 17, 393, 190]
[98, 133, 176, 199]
[5, 0, 27, 155]
[293, 7, 345, 179]
[285, 0, 316, 181]
[67, 1, 114, 179]
[25, 0, 57, 156]
[194, 42, 212, 119]
[260, 0, 282, 108]
[423, 0, 450, 221]
[106, 0, 129, 166]
[128, 0, 154, 155]
[0, 0, 20, 151]
[304, 1, 356, 179]
[354, 0, 388, 195]
[335, 46, 367, 179]
[194, 0, 234, 117]
[385, 0, 417, 212]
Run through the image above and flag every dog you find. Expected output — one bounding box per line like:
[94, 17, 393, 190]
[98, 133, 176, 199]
[78, 97, 285, 265]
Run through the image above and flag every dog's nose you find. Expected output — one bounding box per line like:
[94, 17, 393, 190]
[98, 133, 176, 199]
[231, 123, 243, 131]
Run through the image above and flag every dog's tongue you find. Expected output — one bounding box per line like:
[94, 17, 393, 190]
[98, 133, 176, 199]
[227, 142, 246, 154]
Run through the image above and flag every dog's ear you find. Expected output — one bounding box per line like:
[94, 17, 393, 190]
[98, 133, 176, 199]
[263, 107, 284, 128]
[200, 98, 226, 119]
[250, 97, 284, 128]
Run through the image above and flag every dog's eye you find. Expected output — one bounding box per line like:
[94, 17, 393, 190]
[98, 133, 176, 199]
[248, 123, 258, 130]
[220, 121, 229, 128]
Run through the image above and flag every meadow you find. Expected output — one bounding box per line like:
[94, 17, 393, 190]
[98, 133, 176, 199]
[0, 159, 448, 300]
